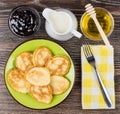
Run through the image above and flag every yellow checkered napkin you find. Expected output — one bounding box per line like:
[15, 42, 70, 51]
[81, 45, 115, 109]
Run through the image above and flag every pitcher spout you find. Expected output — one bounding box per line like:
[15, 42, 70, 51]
[42, 8, 56, 22]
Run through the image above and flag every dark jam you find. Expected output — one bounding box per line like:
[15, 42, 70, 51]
[9, 6, 40, 36]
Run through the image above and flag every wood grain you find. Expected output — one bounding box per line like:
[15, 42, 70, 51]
[0, 0, 120, 114]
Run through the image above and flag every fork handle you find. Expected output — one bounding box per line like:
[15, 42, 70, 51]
[94, 67, 112, 107]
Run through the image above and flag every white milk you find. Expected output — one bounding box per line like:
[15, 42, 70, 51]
[49, 12, 72, 34]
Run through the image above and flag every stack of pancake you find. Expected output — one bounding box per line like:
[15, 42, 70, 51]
[8, 46, 70, 104]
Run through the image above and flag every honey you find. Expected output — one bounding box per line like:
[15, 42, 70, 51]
[80, 7, 114, 40]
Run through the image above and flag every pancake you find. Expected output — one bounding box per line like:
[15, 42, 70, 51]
[33, 46, 52, 67]
[30, 85, 53, 104]
[50, 76, 70, 95]
[8, 68, 31, 93]
[16, 52, 33, 71]
[26, 67, 50, 86]
[46, 56, 70, 76]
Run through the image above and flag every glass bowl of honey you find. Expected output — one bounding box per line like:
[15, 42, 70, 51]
[80, 7, 114, 40]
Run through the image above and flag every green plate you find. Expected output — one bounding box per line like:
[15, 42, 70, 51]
[4, 39, 75, 109]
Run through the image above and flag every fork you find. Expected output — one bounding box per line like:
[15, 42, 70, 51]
[83, 45, 112, 107]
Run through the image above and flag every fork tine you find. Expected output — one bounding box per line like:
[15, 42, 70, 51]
[87, 45, 93, 56]
[83, 45, 93, 58]
[83, 45, 88, 58]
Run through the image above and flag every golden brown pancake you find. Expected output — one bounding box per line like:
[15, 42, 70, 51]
[50, 76, 70, 95]
[33, 46, 52, 67]
[26, 67, 50, 86]
[8, 68, 31, 93]
[16, 52, 33, 71]
[30, 85, 53, 104]
[46, 56, 70, 76]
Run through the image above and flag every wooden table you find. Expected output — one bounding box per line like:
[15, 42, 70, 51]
[0, 0, 120, 114]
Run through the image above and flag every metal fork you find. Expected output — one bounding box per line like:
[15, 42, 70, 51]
[83, 45, 112, 107]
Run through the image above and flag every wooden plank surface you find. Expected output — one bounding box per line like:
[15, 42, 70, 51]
[0, 0, 120, 113]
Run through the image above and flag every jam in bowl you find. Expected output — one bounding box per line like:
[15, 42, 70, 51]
[8, 5, 41, 37]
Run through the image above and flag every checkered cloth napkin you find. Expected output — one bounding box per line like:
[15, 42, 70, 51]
[81, 45, 115, 109]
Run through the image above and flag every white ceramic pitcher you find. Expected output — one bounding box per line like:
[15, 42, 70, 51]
[42, 8, 82, 41]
